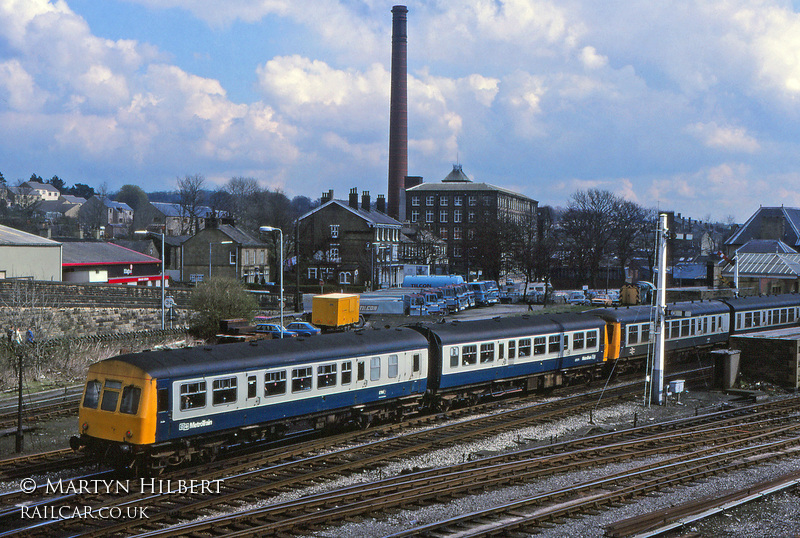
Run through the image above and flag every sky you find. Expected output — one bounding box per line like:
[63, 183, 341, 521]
[2, 1, 800, 222]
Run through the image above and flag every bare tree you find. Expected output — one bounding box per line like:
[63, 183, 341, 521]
[177, 174, 206, 234]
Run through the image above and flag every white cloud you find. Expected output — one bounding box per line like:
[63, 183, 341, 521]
[688, 122, 761, 153]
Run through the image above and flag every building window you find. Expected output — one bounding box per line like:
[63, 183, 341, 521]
[453, 227, 462, 240]
[468, 229, 475, 240]
[339, 271, 351, 284]
[439, 210, 448, 223]
[426, 195, 435, 206]
[330, 224, 339, 238]
[439, 227, 448, 239]
[308, 267, 318, 280]
[469, 195, 477, 206]
[454, 195, 463, 206]
[454, 209, 462, 223]
[439, 195, 448, 206]
[426, 210, 434, 223]
[329, 247, 339, 261]
[411, 210, 419, 222]
[483, 195, 492, 206]
[468, 211, 476, 223]
[453, 246, 462, 257]
[411, 195, 420, 206]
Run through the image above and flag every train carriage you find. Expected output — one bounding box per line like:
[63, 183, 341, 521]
[722, 294, 800, 335]
[414, 314, 606, 406]
[73, 327, 429, 472]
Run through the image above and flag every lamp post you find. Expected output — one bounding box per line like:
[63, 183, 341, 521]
[260, 226, 284, 337]
[135, 229, 166, 330]
[209, 241, 233, 278]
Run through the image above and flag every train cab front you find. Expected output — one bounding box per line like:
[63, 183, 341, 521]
[71, 359, 157, 470]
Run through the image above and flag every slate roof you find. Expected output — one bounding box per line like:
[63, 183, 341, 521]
[60, 195, 86, 205]
[298, 199, 403, 227]
[725, 207, 800, 249]
[216, 224, 264, 247]
[22, 181, 60, 193]
[0, 224, 60, 246]
[151, 201, 228, 218]
[61, 241, 161, 266]
[406, 165, 537, 202]
[736, 239, 795, 253]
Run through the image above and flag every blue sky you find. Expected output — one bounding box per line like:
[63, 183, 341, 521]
[2, 1, 800, 222]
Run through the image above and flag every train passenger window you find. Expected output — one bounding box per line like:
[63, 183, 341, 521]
[670, 321, 680, 339]
[575, 332, 586, 349]
[790, 309, 796, 322]
[101, 380, 122, 412]
[524, 338, 537, 356]
[754, 312, 761, 326]
[212, 377, 237, 405]
[498, 344, 504, 360]
[782, 309, 788, 324]
[508, 340, 516, 359]
[388, 355, 399, 378]
[702, 318, 707, 334]
[480, 343, 494, 363]
[548, 335, 561, 354]
[265, 371, 286, 396]
[690, 319, 696, 335]
[586, 330, 598, 349]
[744, 312, 752, 328]
[318, 364, 337, 388]
[450, 347, 459, 367]
[157, 389, 168, 412]
[641, 324, 650, 342]
[292, 367, 313, 392]
[357, 362, 365, 381]
[681, 320, 690, 337]
[370, 357, 381, 381]
[248, 376, 257, 398]
[180, 382, 206, 410]
[711, 316, 716, 332]
[773, 309, 779, 325]
[563, 335, 569, 351]
[120, 386, 141, 415]
[413, 354, 420, 373]
[626, 326, 637, 345]
[83, 380, 101, 409]
[462, 345, 477, 365]
[342, 362, 352, 385]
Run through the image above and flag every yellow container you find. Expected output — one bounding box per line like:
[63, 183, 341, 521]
[312, 293, 360, 328]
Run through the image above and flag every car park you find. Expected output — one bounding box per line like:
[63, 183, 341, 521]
[255, 323, 298, 338]
[284, 321, 322, 337]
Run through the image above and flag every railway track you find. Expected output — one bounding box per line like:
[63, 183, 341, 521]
[0, 386, 81, 430]
[1, 377, 661, 537]
[131, 397, 800, 537]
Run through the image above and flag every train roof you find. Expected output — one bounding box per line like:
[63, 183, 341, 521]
[587, 305, 654, 324]
[418, 313, 604, 346]
[101, 327, 429, 380]
[720, 294, 800, 310]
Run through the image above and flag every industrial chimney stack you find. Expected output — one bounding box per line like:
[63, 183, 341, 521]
[387, 5, 408, 221]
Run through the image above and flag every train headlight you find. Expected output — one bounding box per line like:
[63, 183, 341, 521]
[82, 422, 89, 431]
[125, 430, 133, 439]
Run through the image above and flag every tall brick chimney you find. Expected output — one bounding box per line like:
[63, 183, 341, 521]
[349, 188, 359, 209]
[376, 194, 386, 213]
[361, 190, 371, 211]
[387, 5, 408, 222]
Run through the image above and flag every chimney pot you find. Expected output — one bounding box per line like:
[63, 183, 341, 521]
[377, 194, 386, 213]
[362, 190, 371, 211]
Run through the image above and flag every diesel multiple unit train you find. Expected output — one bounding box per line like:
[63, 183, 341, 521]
[71, 294, 800, 473]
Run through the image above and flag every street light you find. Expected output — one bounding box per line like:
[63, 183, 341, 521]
[209, 241, 233, 278]
[259, 226, 283, 337]
[135, 229, 166, 330]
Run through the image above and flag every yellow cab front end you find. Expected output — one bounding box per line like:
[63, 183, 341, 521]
[74, 359, 158, 448]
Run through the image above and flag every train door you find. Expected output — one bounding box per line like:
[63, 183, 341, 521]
[246, 374, 260, 406]
[156, 380, 170, 438]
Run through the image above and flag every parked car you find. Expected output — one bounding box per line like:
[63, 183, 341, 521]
[284, 321, 322, 337]
[255, 323, 298, 338]
[590, 294, 612, 306]
[551, 291, 569, 304]
[567, 291, 588, 305]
